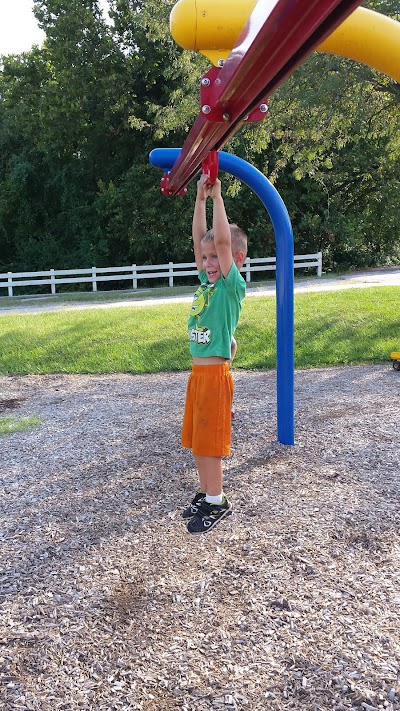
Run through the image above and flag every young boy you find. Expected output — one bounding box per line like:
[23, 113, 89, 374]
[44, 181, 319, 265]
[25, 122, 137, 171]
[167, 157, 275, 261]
[181, 173, 247, 534]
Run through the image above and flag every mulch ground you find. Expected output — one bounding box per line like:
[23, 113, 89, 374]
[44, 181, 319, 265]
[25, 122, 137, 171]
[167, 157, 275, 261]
[0, 364, 399, 710]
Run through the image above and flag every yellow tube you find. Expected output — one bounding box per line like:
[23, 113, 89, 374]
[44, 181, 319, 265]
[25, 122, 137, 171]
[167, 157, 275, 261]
[170, 1, 400, 81]
[170, 0, 257, 64]
[318, 8, 400, 82]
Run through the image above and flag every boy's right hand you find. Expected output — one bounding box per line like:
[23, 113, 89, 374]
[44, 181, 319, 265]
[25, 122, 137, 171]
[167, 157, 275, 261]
[197, 173, 210, 200]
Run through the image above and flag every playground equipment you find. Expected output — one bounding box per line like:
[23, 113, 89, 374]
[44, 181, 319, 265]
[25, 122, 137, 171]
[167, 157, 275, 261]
[150, 0, 400, 445]
[170, 4, 400, 83]
[390, 352, 400, 371]
[161, 0, 367, 196]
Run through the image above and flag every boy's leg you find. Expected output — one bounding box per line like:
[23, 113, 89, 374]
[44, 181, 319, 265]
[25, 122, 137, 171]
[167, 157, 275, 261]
[194, 454, 223, 496]
[183, 364, 233, 531]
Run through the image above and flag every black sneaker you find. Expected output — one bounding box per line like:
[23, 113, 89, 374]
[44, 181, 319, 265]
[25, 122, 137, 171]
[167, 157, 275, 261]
[187, 498, 233, 534]
[181, 492, 206, 519]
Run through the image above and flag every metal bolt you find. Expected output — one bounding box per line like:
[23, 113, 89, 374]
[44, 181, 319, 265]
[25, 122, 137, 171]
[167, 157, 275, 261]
[202, 105, 211, 114]
[260, 103, 268, 113]
[201, 77, 210, 86]
[223, 112, 231, 121]
[217, 59, 225, 67]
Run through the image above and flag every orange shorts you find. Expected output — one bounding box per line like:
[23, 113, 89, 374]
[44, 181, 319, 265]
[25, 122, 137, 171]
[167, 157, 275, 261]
[181, 363, 234, 457]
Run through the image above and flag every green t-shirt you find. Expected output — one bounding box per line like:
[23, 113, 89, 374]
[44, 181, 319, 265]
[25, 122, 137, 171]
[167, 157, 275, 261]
[188, 264, 246, 359]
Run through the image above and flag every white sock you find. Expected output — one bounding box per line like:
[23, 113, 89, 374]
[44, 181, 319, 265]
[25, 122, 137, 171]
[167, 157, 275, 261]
[206, 493, 223, 506]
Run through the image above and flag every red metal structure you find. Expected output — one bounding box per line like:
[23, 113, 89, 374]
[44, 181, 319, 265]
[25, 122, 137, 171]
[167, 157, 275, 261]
[165, 0, 364, 195]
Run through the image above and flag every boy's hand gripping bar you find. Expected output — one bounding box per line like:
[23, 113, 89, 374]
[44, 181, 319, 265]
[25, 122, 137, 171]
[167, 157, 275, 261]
[161, 149, 219, 195]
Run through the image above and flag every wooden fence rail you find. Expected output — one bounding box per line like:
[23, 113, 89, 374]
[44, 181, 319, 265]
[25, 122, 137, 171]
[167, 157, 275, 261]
[0, 252, 322, 297]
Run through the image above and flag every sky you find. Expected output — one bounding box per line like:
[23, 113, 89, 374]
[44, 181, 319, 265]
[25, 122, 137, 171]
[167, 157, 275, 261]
[0, 0, 110, 56]
[0, 0, 44, 55]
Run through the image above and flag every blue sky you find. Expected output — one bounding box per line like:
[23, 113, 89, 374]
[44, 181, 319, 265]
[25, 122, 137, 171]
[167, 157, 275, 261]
[0, 0, 45, 55]
[0, 0, 110, 56]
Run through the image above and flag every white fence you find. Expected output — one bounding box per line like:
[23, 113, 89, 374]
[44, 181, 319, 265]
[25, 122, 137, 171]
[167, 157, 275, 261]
[0, 252, 322, 297]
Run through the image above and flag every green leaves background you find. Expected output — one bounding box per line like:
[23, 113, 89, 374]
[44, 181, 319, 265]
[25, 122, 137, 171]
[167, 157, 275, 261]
[0, 0, 399, 278]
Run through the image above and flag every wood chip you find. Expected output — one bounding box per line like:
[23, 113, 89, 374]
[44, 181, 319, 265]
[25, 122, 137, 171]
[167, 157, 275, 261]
[1, 365, 399, 709]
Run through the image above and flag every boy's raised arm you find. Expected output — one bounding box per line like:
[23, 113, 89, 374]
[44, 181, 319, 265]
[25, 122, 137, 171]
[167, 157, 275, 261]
[211, 180, 233, 278]
[192, 176, 208, 272]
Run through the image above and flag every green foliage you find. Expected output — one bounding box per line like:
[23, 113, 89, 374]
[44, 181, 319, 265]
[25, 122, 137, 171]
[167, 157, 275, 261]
[0, 0, 399, 273]
[94, 165, 198, 266]
[241, 42, 400, 269]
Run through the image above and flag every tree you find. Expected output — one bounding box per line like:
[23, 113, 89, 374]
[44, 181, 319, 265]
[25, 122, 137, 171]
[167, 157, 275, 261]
[223, 0, 400, 270]
[0, 0, 398, 275]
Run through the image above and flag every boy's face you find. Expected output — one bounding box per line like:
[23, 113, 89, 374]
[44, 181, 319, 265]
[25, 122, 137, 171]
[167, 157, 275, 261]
[201, 239, 221, 283]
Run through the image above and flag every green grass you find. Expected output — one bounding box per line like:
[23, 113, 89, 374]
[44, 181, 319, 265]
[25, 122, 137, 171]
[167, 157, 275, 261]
[0, 415, 43, 435]
[0, 286, 398, 375]
[0, 284, 199, 308]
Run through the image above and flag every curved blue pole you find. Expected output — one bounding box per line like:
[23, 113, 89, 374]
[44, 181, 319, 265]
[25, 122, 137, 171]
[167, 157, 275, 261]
[149, 148, 294, 445]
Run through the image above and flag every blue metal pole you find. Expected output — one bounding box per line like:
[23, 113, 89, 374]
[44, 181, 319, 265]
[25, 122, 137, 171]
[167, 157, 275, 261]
[149, 148, 294, 445]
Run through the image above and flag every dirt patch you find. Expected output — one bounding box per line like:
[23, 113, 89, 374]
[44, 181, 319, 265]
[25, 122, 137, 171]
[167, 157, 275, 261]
[0, 365, 399, 710]
[0, 397, 26, 413]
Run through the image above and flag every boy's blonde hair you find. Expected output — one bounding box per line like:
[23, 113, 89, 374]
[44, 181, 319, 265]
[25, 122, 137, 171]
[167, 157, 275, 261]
[202, 223, 248, 260]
